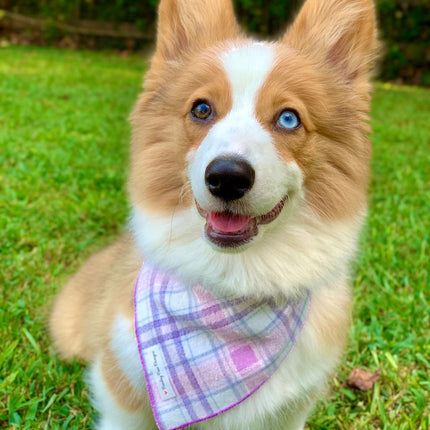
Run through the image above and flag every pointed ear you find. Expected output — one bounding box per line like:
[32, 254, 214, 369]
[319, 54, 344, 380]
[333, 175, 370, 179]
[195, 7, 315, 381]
[284, 0, 379, 80]
[154, 0, 240, 62]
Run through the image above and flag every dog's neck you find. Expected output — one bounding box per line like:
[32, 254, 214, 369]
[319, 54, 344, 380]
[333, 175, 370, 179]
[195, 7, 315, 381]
[130, 203, 364, 299]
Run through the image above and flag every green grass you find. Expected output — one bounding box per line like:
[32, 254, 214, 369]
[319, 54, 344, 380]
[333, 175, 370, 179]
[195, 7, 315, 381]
[1, 46, 429, 429]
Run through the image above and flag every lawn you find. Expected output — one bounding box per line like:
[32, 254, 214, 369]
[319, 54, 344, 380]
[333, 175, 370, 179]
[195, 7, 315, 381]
[1, 46, 429, 429]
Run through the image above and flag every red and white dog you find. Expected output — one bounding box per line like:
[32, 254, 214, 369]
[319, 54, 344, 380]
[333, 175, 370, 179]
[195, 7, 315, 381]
[50, 0, 379, 428]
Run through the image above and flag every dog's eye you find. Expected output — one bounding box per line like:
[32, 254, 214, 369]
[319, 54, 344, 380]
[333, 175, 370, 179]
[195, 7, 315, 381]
[277, 110, 301, 130]
[191, 101, 212, 121]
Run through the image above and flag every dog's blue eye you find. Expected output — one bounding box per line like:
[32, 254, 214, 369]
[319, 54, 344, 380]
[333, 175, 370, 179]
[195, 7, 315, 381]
[191, 101, 212, 120]
[277, 110, 300, 130]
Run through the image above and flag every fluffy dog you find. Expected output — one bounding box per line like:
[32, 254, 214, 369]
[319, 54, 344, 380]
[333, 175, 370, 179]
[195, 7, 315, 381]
[50, 0, 379, 428]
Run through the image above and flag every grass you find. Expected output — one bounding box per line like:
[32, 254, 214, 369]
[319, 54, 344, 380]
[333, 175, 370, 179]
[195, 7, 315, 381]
[1, 45, 429, 429]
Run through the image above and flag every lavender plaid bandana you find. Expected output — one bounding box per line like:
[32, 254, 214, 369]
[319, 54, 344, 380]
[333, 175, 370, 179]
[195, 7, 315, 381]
[134, 263, 311, 430]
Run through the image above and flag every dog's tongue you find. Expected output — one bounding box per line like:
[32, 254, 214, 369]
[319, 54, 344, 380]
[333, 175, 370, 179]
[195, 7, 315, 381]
[208, 212, 250, 233]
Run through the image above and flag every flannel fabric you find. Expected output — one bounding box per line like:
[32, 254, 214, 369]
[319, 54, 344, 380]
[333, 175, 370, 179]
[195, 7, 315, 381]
[134, 263, 311, 430]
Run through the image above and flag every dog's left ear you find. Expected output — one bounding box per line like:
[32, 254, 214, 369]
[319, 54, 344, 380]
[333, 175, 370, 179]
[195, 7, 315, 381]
[153, 0, 240, 63]
[283, 0, 380, 81]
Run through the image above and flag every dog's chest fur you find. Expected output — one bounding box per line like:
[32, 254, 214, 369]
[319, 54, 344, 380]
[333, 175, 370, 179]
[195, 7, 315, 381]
[87, 278, 350, 430]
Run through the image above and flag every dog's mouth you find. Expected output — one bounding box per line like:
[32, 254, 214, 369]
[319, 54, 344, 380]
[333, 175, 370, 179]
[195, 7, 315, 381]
[196, 196, 288, 248]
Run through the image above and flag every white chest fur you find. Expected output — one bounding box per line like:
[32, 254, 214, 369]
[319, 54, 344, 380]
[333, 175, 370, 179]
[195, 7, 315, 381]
[90, 279, 349, 430]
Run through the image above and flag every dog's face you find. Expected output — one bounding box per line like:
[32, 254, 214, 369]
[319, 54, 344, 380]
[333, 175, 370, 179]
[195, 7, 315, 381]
[186, 43, 304, 250]
[129, 0, 378, 294]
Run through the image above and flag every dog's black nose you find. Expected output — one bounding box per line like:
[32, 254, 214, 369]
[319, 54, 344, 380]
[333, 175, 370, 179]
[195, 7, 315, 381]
[205, 157, 255, 201]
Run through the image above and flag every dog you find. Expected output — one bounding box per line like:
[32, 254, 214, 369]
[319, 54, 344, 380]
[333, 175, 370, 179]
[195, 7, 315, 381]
[50, 0, 379, 428]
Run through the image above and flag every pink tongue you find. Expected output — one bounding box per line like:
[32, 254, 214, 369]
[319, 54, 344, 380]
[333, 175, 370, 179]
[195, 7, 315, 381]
[208, 212, 250, 233]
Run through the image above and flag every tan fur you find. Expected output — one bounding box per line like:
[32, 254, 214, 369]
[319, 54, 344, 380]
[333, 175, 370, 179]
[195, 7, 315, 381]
[284, 0, 380, 81]
[307, 284, 352, 355]
[129, 47, 234, 214]
[100, 348, 147, 413]
[50, 235, 148, 413]
[128, 0, 240, 215]
[253, 0, 379, 219]
[148, 0, 240, 81]
[50, 235, 141, 361]
[256, 51, 372, 218]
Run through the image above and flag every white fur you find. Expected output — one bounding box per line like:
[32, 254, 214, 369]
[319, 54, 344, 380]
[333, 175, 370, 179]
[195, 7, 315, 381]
[130, 203, 364, 298]
[189, 42, 303, 217]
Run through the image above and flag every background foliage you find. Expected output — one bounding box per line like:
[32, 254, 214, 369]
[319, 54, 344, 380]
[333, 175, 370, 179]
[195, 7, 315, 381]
[377, 0, 430, 85]
[1, 0, 429, 85]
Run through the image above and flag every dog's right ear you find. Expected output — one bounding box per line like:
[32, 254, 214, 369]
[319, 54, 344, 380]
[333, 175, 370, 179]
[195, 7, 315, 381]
[153, 0, 240, 63]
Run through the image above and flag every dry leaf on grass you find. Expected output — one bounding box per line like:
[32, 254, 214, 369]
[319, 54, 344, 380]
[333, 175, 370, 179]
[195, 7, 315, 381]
[346, 367, 381, 391]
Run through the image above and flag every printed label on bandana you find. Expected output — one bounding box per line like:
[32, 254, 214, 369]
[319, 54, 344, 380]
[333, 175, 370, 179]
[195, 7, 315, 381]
[144, 345, 176, 401]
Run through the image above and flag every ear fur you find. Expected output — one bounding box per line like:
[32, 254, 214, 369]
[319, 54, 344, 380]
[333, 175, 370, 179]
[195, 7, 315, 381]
[284, 0, 380, 80]
[154, 0, 240, 62]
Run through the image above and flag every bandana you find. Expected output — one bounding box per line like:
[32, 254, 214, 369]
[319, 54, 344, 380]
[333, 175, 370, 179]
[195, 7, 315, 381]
[134, 263, 311, 430]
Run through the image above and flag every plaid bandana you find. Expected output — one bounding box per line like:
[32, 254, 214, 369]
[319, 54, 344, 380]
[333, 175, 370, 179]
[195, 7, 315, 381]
[134, 263, 311, 430]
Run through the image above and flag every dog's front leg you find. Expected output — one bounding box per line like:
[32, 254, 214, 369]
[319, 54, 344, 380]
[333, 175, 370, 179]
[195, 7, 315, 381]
[86, 313, 156, 430]
[88, 354, 156, 430]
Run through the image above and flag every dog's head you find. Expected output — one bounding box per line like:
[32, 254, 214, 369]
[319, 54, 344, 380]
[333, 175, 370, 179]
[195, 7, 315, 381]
[129, 0, 379, 296]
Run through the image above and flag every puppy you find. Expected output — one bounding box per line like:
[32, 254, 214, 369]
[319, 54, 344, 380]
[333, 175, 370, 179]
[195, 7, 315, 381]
[50, 0, 379, 429]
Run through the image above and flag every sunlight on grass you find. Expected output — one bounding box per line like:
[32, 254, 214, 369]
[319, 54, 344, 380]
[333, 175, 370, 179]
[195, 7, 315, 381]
[1, 46, 429, 429]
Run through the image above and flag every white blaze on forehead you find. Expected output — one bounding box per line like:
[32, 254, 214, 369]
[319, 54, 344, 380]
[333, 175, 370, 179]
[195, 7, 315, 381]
[188, 41, 302, 215]
[221, 42, 274, 111]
